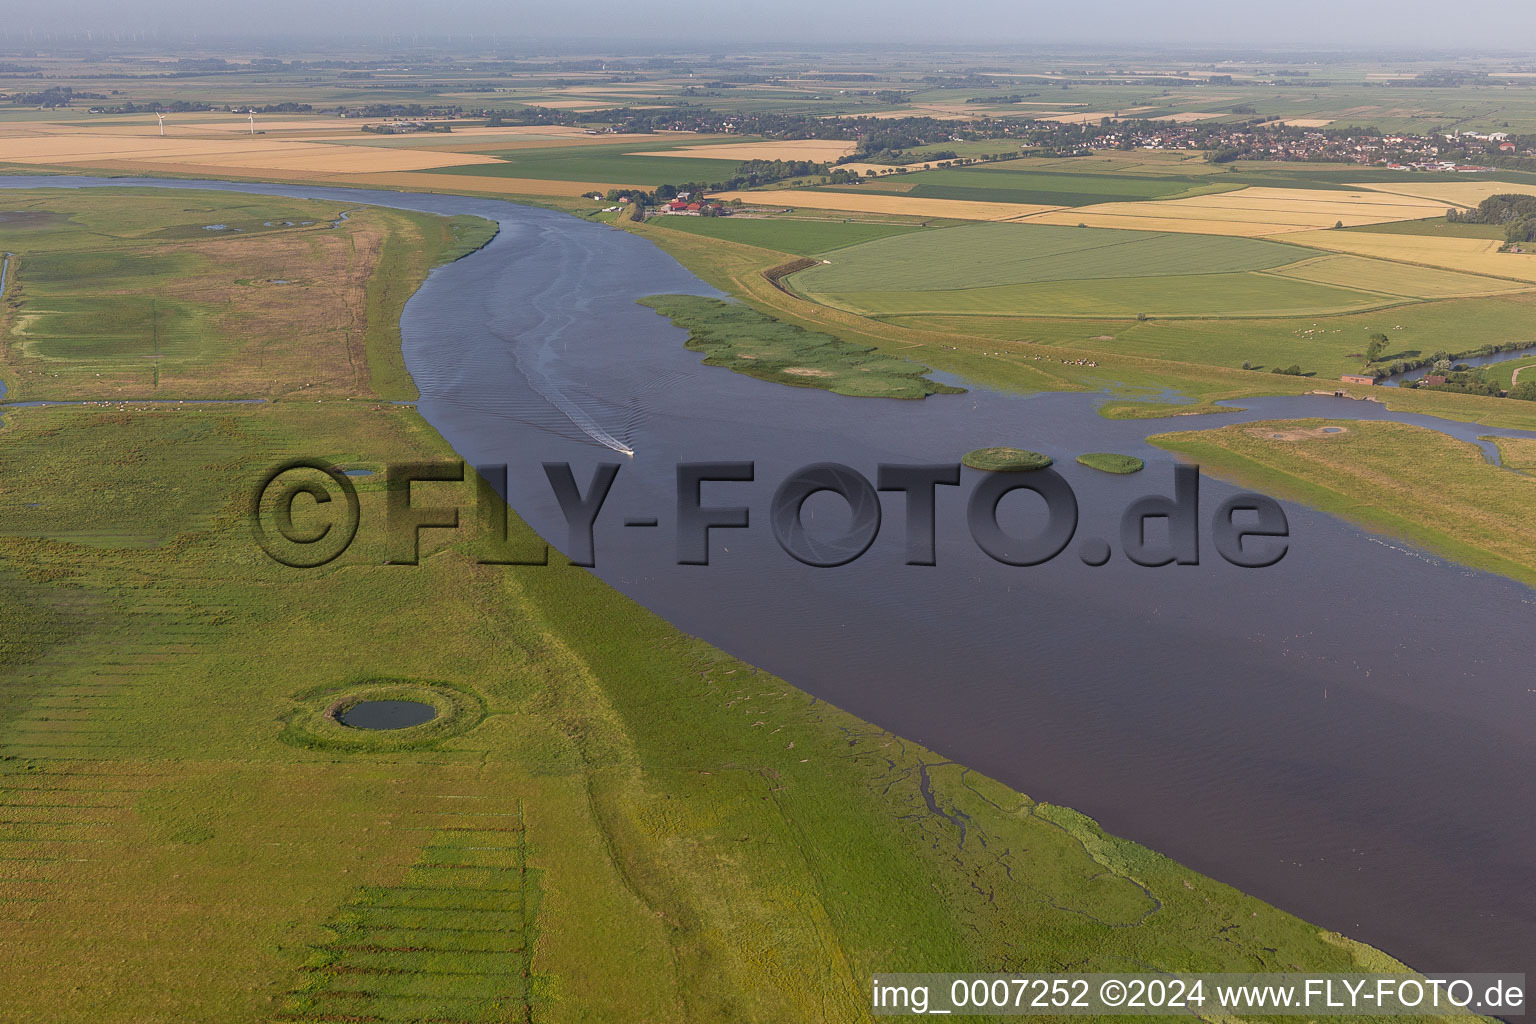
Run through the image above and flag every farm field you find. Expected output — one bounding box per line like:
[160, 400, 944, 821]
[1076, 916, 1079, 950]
[1346, 179, 1536, 206]
[0, 187, 1412, 1023]
[1338, 216, 1507, 239]
[810, 271, 1392, 319]
[823, 165, 1242, 207]
[626, 139, 857, 162]
[710, 188, 1060, 220]
[0, 123, 496, 174]
[1287, 229, 1536, 282]
[1267, 253, 1531, 298]
[787, 220, 1530, 318]
[647, 214, 926, 255]
[1020, 186, 1461, 235]
[420, 138, 752, 185]
[793, 222, 1319, 293]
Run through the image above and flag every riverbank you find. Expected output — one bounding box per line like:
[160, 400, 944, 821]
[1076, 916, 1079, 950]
[1151, 417, 1536, 588]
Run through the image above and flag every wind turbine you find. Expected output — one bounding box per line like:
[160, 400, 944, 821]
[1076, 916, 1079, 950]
[156, 111, 165, 136]
[248, 110, 255, 135]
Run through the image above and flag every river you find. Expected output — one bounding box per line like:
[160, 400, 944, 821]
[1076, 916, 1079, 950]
[3, 176, 1533, 975]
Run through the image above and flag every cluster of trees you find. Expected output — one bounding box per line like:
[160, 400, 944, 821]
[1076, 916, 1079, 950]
[89, 99, 211, 114]
[360, 122, 452, 134]
[1409, 359, 1536, 399]
[1370, 340, 1536, 393]
[728, 159, 826, 186]
[1447, 194, 1536, 244]
[1418, 368, 1506, 397]
[346, 103, 461, 118]
[1391, 71, 1496, 88]
[4, 86, 101, 107]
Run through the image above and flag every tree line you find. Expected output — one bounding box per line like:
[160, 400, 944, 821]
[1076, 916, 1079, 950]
[1447, 194, 1536, 244]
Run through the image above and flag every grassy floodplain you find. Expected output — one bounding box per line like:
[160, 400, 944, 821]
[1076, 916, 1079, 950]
[1150, 419, 1536, 587]
[0, 188, 491, 402]
[0, 188, 1427, 1022]
[639, 293, 960, 398]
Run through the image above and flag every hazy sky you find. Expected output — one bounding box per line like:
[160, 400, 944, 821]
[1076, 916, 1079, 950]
[5, 0, 1536, 50]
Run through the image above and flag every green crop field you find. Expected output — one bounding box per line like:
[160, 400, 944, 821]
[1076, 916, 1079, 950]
[830, 166, 1241, 206]
[1269, 254, 1530, 299]
[1341, 216, 1509, 239]
[647, 214, 924, 255]
[422, 139, 750, 185]
[817, 270, 1391, 319]
[792, 222, 1318, 294]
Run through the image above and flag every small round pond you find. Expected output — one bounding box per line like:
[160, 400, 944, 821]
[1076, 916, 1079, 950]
[338, 699, 436, 730]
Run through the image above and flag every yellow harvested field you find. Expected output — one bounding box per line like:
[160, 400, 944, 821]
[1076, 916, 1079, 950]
[1019, 210, 1305, 237]
[342, 172, 635, 196]
[629, 139, 857, 161]
[0, 132, 495, 173]
[1283, 230, 1536, 283]
[434, 125, 645, 138]
[1154, 112, 1227, 123]
[34, 116, 355, 134]
[1036, 107, 1158, 124]
[1349, 180, 1536, 207]
[710, 189, 1060, 221]
[1259, 118, 1336, 128]
[859, 109, 973, 121]
[520, 99, 609, 109]
[1267, 254, 1531, 298]
[1018, 186, 1455, 236]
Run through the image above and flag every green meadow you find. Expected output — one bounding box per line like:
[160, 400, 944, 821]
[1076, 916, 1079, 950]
[647, 214, 924, 255]
[812, 271, 1393, 319]
[825, 165, 1241, 206]
[785, 221, 1416, 319]
[883, 289, 1536, 380]
[792, 222, 1316, 293]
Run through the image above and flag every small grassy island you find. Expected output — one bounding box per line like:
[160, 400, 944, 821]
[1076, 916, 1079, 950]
[640, 293, 961, 399]
[962, 446, 1054, 471]
[1076, 452, 1146, 474]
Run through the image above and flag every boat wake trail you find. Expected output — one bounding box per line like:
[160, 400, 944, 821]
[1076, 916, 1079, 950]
[522, 367, 634, 455]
